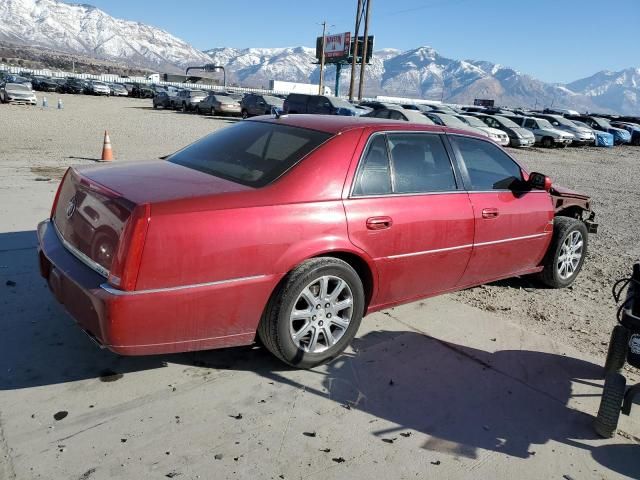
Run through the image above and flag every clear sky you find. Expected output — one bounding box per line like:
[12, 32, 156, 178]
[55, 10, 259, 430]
[73, 0, 639, 83]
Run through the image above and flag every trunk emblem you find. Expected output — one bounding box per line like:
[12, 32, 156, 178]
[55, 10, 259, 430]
[66, 195, 77, 219]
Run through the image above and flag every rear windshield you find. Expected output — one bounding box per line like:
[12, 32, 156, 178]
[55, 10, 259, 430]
[168, 122, 332, 187]
[494, 115, 520, 128]
[330, 97, 355, 109]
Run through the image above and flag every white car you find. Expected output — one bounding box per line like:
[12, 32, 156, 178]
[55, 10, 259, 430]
[506, 115, 574, 147]
[425, 112, 491, 138]
[0, 82, 37, 105]
[456, 114, 510, 146]
[87, 81, 111, 96]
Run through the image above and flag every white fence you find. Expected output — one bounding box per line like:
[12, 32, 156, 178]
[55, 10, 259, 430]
[1, 63, 452, 106]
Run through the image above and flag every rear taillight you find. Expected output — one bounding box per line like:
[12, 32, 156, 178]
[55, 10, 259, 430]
[50, 168, 70, 219]
[108, 203, 151, 291]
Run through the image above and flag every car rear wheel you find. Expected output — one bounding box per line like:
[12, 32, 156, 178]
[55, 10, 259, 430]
[258, 257, 364, 368]
[241, 109, 249, 119]
[539, 217, 588, 288]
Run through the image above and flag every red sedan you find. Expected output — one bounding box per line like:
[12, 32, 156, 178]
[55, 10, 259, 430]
[38, 115, 597, 368]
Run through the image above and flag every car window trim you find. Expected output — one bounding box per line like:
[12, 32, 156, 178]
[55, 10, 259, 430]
[349, 130, 462, 198]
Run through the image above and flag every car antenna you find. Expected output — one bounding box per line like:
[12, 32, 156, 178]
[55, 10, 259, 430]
[272, 106, 287, 119]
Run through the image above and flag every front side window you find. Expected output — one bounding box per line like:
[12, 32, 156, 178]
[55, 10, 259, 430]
[168, 122, 331, 188]
[524, 119, 536, 129]
[450, 136, 523, 190]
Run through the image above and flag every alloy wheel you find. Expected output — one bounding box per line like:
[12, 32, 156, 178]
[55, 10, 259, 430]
[557, 230, 583, 280]
[289, 275, 353, 353]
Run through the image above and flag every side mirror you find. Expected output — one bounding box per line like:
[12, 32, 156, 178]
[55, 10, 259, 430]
[528, 172, 552, 191]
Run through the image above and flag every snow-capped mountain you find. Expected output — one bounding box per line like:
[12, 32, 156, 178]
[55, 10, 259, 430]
[206, 45, 617, 113]
[0, 0, 637, 114]
[567, 68, 640, 115]
[0, 0, 212, 72]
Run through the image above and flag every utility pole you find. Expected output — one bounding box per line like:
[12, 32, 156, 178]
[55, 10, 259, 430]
[348, 0, 363, 101]
[357, 0, 371, 100]
[318, 21, 327, 95]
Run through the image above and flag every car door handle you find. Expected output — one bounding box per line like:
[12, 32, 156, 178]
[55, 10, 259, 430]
[482, 208, 499, 219]
[366, 216, 393, 230]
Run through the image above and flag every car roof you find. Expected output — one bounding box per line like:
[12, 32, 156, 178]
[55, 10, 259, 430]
[248, 114, 488, 138]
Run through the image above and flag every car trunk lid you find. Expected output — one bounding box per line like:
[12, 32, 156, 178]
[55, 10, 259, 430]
[52, 161, 251, 278]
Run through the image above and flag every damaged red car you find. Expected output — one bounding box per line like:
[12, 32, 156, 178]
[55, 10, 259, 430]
[38, 115, 597, 368]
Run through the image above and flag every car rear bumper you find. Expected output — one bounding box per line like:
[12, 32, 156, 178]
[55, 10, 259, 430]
[37, 219, 275, 356]
[218, 106, 242, 114]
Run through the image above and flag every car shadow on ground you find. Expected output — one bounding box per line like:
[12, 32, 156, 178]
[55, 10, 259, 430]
[1, 230, 637, 478]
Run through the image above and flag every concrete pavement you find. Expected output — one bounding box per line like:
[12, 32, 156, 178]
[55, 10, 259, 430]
[1, 164, 639, 480]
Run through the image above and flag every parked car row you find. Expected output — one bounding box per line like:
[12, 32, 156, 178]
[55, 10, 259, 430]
[0, 71, 166, 99]
[152, 88, 286, 118]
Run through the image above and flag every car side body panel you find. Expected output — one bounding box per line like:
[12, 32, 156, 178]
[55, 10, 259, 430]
[37, 117, 588, 356]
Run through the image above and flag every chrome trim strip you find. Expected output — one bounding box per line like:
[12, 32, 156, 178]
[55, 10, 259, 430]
[387, 243, 473, 259]
[474, 232, 549, 247]
[52, 219, 109, 278]
[384, 232, 550, 260]
[100, 274, 268, 296]
[110, 331, 253, 348]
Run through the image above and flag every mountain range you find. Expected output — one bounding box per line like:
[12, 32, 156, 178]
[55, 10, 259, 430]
[1, 0, 638, 115]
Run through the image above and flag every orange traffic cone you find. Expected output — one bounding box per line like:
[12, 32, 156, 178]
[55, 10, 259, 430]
[101, 130, 113, 161]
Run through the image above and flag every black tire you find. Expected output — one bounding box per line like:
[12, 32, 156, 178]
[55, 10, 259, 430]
[541, 137, 554, 148]
[241, 109, 249, 119]
[594, 372, 626, 438]
[258, 257, 365, 369]
[153, 103, 157, 109]
[181, 102, 187, 112]
[539, 217, 588, 288]
[604, 325, 630, 374]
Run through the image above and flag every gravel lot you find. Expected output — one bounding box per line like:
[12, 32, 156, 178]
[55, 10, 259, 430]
[1, 93, 638, 363]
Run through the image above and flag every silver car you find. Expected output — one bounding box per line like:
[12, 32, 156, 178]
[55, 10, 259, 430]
[0, 82, 37, 104]
[174, 89, 207, 112]
[533, 114, 595, 145]
[505, 115, 574, 147]
[197, 94, 242, 116]
[88, 81, 111, 96]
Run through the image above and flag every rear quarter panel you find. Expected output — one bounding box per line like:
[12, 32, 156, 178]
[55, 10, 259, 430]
[136, 128, 368, 290]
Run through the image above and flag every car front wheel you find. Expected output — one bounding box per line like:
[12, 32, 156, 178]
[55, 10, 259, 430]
[258, 258, 365, 368]
[539, 217, 588, 288]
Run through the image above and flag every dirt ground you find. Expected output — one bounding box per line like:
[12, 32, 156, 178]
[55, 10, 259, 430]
[1, 93, 638, 363]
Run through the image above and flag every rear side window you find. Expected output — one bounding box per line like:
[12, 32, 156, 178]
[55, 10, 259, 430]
[388, 134, 457, 193]
[352, 135, 392, 196]
[168, 122, 331, 187]
[450, 136, 523, 190]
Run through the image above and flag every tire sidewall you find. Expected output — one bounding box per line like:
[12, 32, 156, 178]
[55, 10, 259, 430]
[274, 262, 364, 368]
[547, 218, 589, 288]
